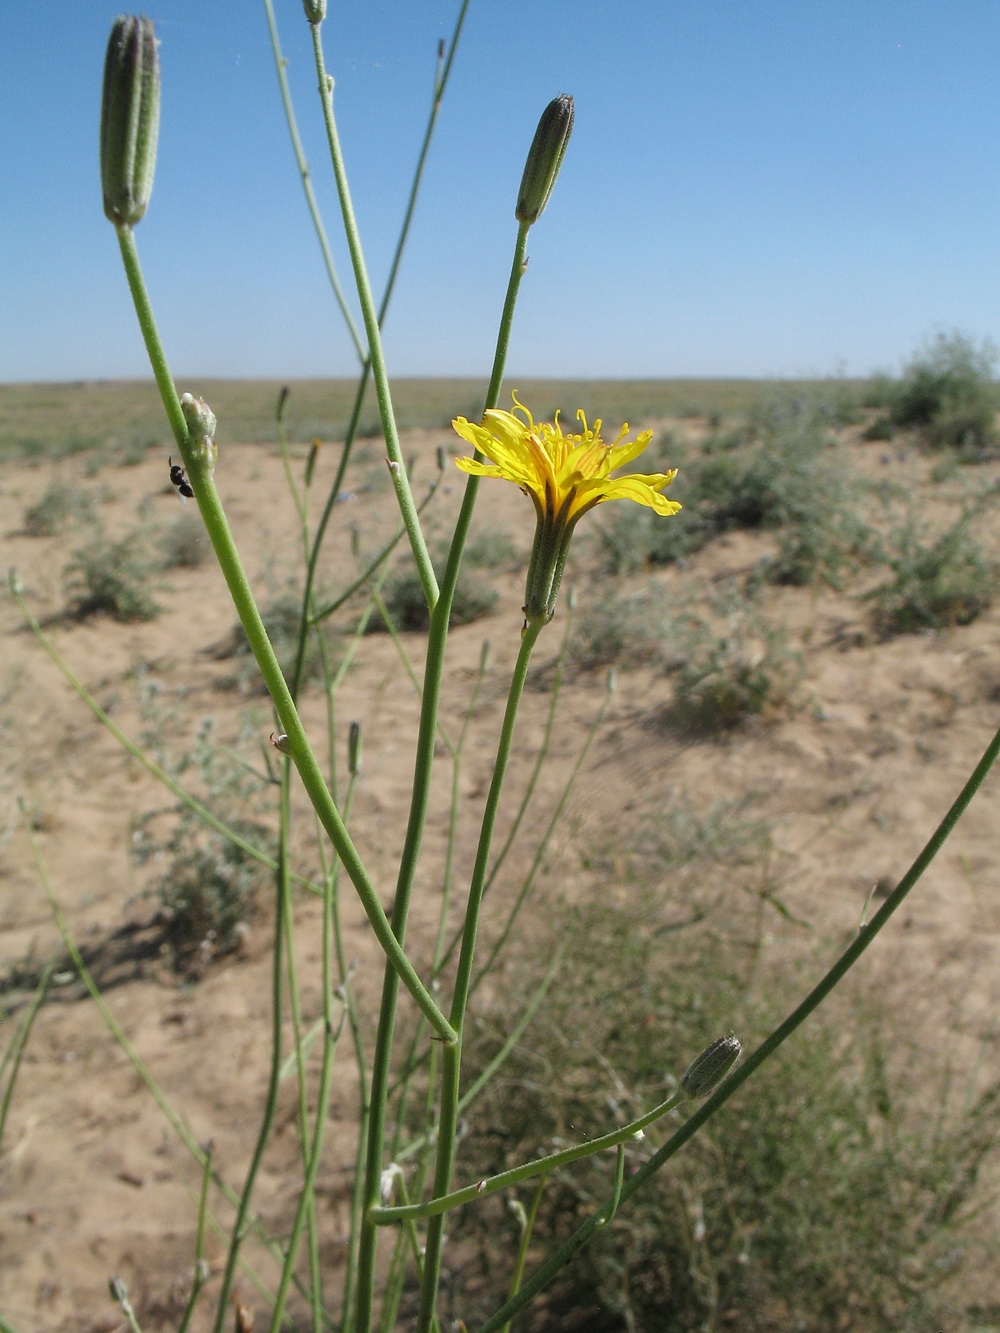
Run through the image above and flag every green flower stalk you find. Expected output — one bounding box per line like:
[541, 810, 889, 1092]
[516, 94, 575, 225]
[100, 16, 160, 228]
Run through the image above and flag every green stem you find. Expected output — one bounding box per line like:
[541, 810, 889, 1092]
[354, 218, 533, 1329]
[112, 228, 453, 1043]
[309, 24, 437, 607]
[500, 1176, 548, 1333]
[211, 817, 288, 1333]
[473, 711, 1000, 1333]
[414, 615, 546, 1331]
[0, 959, 54, 1151]
[395, 950, 562, 1168]
[261, 0, 366, 361]
[177, 1146, 213, 1333]
[374, 1083, 684, 1225]
[289, 0, 467, 693]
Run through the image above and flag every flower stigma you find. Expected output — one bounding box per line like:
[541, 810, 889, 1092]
[452, 395, 681, 625]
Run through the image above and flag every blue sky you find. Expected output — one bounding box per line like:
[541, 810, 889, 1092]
[4, 1, 1000, 382]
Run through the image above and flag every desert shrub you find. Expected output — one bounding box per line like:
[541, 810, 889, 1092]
[662, 603, 803, 734]
[364, 564, 497, 633]
[568, 587, 673, 672]
[464, 526, 520, 570]
[862, 413, 896, 442]
[159, 509, 209, 568]
[63, 528, 159, 620]
[765, 492, 878, 589]
[450, 882, 1000, 1332]
[215, 590, 337, 690]
[597, 399, 872, 583]
[890, 332, 999, 453]
[131, 716, 274, 974]
[23, 481, 95, 535]
[865, 513, 993, 636]
[860, 372, 898, 411]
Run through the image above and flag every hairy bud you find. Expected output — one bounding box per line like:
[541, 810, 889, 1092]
[681, 1034, 742, 1099]
[515, 94, 574, 225]
[100, 17, 160, 227]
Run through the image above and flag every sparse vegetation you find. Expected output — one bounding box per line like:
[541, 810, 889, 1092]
[866, 511, 994, 636]
[453, 875, 1000, 1333]
[159, 508, 209, 568]
[464, 526, 520, 570]
[10, 376, 1000, 1331]
[23, 480, 95, 536]
[364, 563, 497, 632]
[214, 589, 339, 690]
[568, 586, 673, 672]
[889, 331, 999, 454]
[597, 399, 875, 586]
[665, 600, 803, 733]
[130, 715, 274, 974]
[63, 527, 160, 620]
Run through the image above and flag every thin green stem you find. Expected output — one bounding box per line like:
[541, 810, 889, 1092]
[471, 669, 614, 993]
[110, 1279, 144, 1333]
[309, 467, 445, 627]
[355, 215, 534, 1328]
[394, 950, 562, 1167]
[289, 0, 469, 693]
[176, 1145, 213, 1333]
[482, 598, 574, 896]
[473, 711, 1000, 1333]
[112, 229, 453, 1042]
[267, 763, 321, 1333]
[414, 616, 546, 1331]
[211, 833, 287, 1333]
[309, 24, 437, 606]
[435, 224, 530, 634]
[499, 1176, 547, 1333]
[261, 0, 366, 361]
[0, 959, 54, 1151]
[374, 1082, 684, 1225]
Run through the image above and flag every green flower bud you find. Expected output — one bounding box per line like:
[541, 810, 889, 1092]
[180, 393, 218, 470]
[515, 94, 574, 225]
[100, 17, 160, 228]
[302, 0, 326, 23]
[180, 393, 216, 446]
[348, 721, 362, 776]
[681, 1034, 742, 1099]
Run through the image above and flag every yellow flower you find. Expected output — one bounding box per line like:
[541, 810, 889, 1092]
[453, 396, 681, 624]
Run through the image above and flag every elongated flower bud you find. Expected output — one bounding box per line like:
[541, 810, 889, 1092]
[100, 17, 160, 227]
[516, 94, 574, 225]
[348, 721, 362, 776]
[681, 1034, 742, 1098]
[302, 0, 326, 23]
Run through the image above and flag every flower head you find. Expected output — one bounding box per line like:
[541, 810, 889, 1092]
[453, 396, 680, 623]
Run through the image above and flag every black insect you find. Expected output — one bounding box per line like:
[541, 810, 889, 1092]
[169, 456, 194, 500]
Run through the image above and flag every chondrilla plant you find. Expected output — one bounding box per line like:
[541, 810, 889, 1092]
[7, 10, 1000, 1333]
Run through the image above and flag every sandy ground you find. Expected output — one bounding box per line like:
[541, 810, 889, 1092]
[2, 418, 1000, 1330]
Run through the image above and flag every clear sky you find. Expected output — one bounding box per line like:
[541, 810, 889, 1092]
[4, 1, 1000, 383]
